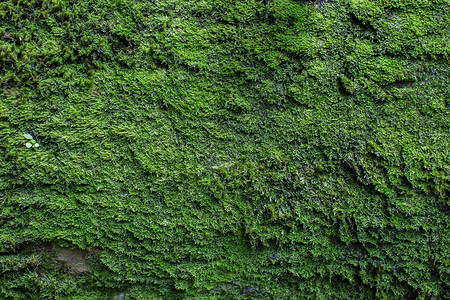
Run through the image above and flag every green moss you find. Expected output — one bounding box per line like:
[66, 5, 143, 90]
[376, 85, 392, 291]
[0, 0, 449, 298]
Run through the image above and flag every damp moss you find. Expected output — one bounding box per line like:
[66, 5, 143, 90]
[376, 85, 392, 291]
[0, 0, 449, 299]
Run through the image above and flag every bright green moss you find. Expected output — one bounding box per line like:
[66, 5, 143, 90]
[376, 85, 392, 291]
[0, 0, 449, 299]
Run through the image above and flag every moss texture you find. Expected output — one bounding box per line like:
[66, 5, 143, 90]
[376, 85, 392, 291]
[0, 0, 449, 298]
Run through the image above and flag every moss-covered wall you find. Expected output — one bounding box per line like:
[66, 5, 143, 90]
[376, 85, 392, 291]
[1, 0, 449, 298]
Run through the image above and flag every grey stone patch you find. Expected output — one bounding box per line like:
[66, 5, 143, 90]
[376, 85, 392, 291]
[114, 293, 126, 300]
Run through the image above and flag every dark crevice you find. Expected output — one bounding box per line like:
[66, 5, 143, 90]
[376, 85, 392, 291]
[348, 12, 376, 33]
[337, 76, 352, 96]
[154, 59, 169, 70]
[391, 80, 414, 89]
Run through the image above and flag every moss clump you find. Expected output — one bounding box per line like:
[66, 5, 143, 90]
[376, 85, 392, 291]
[1, 0, 449, 298]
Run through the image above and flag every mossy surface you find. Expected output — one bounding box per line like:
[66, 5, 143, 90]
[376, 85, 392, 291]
[1, 0, 449, 298]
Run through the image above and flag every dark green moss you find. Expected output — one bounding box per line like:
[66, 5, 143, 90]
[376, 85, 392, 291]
[1, 0, 449, 298]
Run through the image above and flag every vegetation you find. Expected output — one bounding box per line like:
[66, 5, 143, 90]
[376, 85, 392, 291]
[1, 0, 449, 298]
